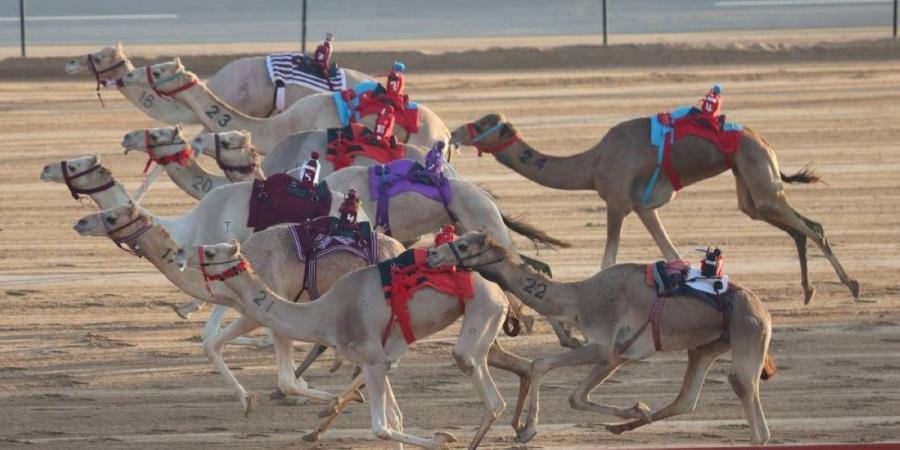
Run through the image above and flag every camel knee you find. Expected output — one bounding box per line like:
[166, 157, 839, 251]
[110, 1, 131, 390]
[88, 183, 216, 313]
[728, 372, 753, 399]
[372, 426, 393, 440]
[452, 350, 476, 377]
[202, 338, 223, 359]
[568, 392, 588, 410]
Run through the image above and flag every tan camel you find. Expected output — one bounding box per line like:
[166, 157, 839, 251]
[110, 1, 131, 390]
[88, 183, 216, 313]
[121, 126, 264, 198]
[175, 240, 532, 450]
[191, 129, 458, 180]
[451, 113, 859, 304]
[73, 203, 403, 414]
[119, 60, 451, 154]
[426, 231, 777, 445]
[66, 43, 373, 122]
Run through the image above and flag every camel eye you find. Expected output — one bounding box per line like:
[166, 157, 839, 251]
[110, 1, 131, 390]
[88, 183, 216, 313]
[93, 55, 101, 63]
[153, 70, 161, 78]
[205, 250, 215, 259]
[457, 244, 469, 252]
[105, 216, 116, 224]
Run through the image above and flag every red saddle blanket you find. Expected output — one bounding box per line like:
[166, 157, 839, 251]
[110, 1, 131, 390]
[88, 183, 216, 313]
[354, 85, 420, 135]
[657, 111, 742, 191]
[326, 123, 406, 171]
[246, 173, 333, 232]
[378, 248, 474, 345]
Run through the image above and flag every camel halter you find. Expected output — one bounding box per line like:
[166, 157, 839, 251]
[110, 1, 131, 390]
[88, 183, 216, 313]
[445, 241, 506, 270]
[214, 133, 257, 175]
[146, 66, 197, 98]
[465, 122, 520, 156]
[102, 213, 153, 256]
[87, 54, 126, 108]
[141, 130, 193, 174]
[197, 248, 249, 297]
[61, 161, 115, 200]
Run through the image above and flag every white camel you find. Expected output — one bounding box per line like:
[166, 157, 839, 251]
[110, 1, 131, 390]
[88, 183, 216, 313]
[119, 59, 451, 154]
[74, 203, 402, 414]
[426, 231, 777, 445]
[175, 239, 529, 449]
[66, 43, 373, 123]
[121, 126, 264, 200]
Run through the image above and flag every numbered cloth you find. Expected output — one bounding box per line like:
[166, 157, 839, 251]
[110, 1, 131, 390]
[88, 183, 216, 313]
[266, 52, 346, 92]
[368, 158, 452, 236]
[288, 217, 378, 300]
[247, 173, 333, 232]
[378, 248, 474, 345]
[326, 123, 406, 171]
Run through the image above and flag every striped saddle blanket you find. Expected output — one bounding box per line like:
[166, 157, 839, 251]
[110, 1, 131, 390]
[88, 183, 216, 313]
[266, 52, 346, 92]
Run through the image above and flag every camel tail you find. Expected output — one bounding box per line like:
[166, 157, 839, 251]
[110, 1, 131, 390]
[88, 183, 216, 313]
[760, 352, 778, 381]
[501, 213, 571, 249]
[780, 165, 821, 184]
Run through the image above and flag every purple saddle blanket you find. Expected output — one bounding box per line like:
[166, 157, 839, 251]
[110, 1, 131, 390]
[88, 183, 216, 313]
[368, 159, 452, 235]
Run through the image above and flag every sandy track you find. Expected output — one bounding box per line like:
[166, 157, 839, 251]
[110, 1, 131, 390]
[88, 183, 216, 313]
[1, 58, 899, 448]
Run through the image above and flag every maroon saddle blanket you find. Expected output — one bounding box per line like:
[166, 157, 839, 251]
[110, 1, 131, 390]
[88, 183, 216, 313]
[247, 173, 333, 232]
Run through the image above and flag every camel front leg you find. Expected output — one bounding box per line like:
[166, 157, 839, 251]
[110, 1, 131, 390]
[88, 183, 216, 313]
[519, 343, 603, 443]
[601, 206, 628, 269]
[364, 363, 456, 449]
[203, 304, 271, 347]
[607, 339, 729, 435]
[304, 372, 366, 442]
[486, 340, 532, 433]
[635, 208, 681, 262]
[271, 333, 336, 403]
[202, 315, 261, 416]
[568, 359, 653, 421]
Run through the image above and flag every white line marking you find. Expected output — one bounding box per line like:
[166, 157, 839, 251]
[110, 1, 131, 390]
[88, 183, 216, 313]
[0, 14, 178, 22]
[716, 0, 891, 6]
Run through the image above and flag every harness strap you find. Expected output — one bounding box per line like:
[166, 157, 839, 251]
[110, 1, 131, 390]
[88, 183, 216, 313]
[61, 161, 114, 199]
[87, 55, 126, 108]
[466, 122, 521, 157]
[105, 216, 153, 256]
[147, 66, 198, 98]
[198, 248, 249, 297]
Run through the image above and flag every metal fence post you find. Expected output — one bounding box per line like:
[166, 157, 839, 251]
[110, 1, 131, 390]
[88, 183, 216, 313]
[19, 0, 26, 57]
[602, 0, 608, 46]
[302, 0, 308, 52]
[894, 0, 898, 39]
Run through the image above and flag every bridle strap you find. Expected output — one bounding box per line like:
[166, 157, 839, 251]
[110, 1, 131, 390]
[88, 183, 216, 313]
[447, 241, 506, 270]
[214, 133, 257, 175]
[147, 66, 197, 98]
[198, 247, 249, 297]
[465, 122, 520, 156]
[103, 215, 153, 256]
[142, 130, 192, 173]
[87, 55, 126, 108]
[61, 161, 114, 199]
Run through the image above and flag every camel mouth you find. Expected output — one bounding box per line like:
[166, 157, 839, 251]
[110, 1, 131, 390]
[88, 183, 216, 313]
[173, 248, 188, 271]
[39, 166, 58, 182]
[64, 60, 84, 75]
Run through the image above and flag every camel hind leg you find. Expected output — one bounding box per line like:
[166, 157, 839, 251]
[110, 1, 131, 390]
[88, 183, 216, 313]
[727, 301, 772, 445]
[607, 338, 729, 435]
[635, 208, 682, 262]
[202, 316, 261, 416]
[486, 340, 532, 433]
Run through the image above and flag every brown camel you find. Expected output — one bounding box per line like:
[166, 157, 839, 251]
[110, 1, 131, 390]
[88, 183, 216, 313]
[426, 231, 777, 445]
[451, 113, 859, 304]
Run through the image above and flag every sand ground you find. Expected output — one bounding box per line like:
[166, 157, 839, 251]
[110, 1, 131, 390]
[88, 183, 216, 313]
[1, 54, 899, 449]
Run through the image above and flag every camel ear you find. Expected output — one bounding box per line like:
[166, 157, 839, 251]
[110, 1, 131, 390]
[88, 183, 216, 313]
[89, 153, 99, 164]
[116, 42, 123, 51]
[228, 239, 240, 256]
[173, 56, 183, 69]
[478, 231, 491, 245]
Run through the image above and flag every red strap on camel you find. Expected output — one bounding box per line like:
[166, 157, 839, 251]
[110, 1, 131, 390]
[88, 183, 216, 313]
[198, 247, 250, 297]
[142, 130, 192, 174]
[465, 122, 521, 157]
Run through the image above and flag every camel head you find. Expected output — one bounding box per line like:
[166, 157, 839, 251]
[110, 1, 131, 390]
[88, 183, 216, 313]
[66, 43, 126, 75]
[192, 131, 259, 179]
[122, 58, 196, 93]
[122, 125, 186, 153]
[426, 231, 508, 269]
[73, 203, 138, 237]
[174, 241, 241, 273]
[40, 154, 102, 182]
[449, 113, 518, 150]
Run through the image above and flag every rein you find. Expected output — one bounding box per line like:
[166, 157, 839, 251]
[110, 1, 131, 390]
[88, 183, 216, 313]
[146, 66, 198, 98]
[87, 54, 126, 108]
[197, 247, 249, 297]
[103, 214, 153, 256]
[142, 130, 192, 173]
[61, 161, 115, 200]
[465, 122, 520, 156]
[214, 133, 257, 175]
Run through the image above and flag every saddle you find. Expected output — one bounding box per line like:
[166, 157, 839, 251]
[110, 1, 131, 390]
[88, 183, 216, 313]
[368, 143, 453, 235]
[246, 173, 333, 232]
[266, 51, 345, 113]
[353, 84, 420, 135]
[326, 123, 405, 171]
[378, 236, 474, 346]
[288, 216, 378, 300]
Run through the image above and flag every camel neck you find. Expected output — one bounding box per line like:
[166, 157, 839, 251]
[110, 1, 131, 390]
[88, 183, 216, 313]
[224, 272, 334, 346]
[177, 83, 267, 135]
[91, 182, 133, 210]
[478, 260, 570, 318]
[106, 59, 135, 82]
[133, 225, 217, 302]
[161, 156, 230, 200]
[490, 137, 597, 190]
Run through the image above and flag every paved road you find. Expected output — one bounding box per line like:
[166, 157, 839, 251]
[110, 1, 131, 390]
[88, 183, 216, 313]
[0, 0, 895, 47]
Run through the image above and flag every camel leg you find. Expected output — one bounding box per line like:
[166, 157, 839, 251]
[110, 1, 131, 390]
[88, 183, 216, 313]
[453, 300, 507, 449]
[272, 333, 336, 403]
[519, 343, 603, 443]
[363, 363, 456, 449]
[202, 315, 260, 416]
[635, 208, 681, 261]
[728, 308, 772, 444]
[385, 379, 405, 450]
[550, 319, 582, 349]
[601, 206, 629, 269]
[202, 305, 269, 347]
[567, 360, 652, 421]
[173, 298, 204, 319]
[736, 176, 815, 303]
[304, 372, 366, 443]
[607, 339, 730, 435]
[486, 340, 532, 433]
[738, 173, 858, 300]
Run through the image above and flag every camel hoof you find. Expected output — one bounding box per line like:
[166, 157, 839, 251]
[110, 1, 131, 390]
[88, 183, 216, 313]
[433, 431, 457, 448]
[606, 423, 628, 435]
[302, 430, 320, 443]
[243, 393, 258, 418]
[849, 279, 860, 299]
[349, 387, 366, 404]
[269, 389, 286, 400]
[561, 336, 583, 349]
[329, 356, 344, 373]
[803, 286, 816, 305]
[521, 315, 535, 333]
[631, 401, 652, 423]
[172, 302, 197, 320]
[515, 425, 537, 444]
